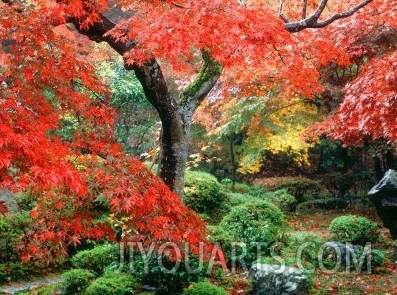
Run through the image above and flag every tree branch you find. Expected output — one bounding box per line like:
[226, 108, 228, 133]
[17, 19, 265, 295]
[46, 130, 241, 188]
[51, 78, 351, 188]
[131, 59, 179, 125]
[284, 0, 372, 33]
[302, 0, 308, 20]
[278, 0, 291, 23]
[66, 12, 179, 125]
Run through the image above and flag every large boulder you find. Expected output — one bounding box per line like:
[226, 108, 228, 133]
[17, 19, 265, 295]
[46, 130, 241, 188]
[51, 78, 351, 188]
[249, 263, 307, 295]
[368, 169, 397, 239]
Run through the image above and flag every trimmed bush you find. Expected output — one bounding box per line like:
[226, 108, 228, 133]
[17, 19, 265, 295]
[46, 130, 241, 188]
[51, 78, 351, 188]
[366, 248, 386, 268]
[223, 192, 258, 207]
[140, 254, 208, 295]
[218, 200, 286, 264]
[262, 189, 297, 212]
[71, 243, 119, 276]
[85, 271, 136, 295]
[295, 198, 348, 213]
[255, 177, 322, 203]
[182, 282, 228, 295]
[328, 215, 380, 245]
[60, 269, 95, 295]
[286, 233, 325, 267]
[184, 171, 224, 215]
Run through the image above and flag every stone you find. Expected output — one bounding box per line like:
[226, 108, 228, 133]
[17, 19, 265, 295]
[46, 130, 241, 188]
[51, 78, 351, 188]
[368, 169, 397, 239]
[0, 189, 18, 214]
[249, 263, 307, 295]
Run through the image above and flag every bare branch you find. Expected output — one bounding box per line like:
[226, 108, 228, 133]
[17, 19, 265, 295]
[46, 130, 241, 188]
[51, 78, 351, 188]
[278, 0, 283, 15]
[284, 0, 372, 33]
[302, 0, 308, 20]
[278, 0, 291, 23]
[314, 0, 373, 28]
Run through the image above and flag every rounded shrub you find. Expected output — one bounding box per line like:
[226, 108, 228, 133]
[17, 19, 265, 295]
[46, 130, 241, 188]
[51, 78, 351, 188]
[328, 215, 380, 245]
[218, 200, 286, 263]
[60, 268, 95, 295]
[262, 189, 297, 212]
[223, 192, 257, 207]
[140, 254, 208, 295]
[366, 248, 386, 268]
[255, 177, 322, 203]
[85, 271, 136, 295]
[295, 198, 348, 213]
[182, 282, 228, 295]
[184, 171, 224, 215]
[71, 243, 119, 276]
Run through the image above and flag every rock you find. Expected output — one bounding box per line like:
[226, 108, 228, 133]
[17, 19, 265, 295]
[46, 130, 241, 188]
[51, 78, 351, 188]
[0, 189, 19, 214]
[249, 263, 307, 295]
[368, 169, 397, 239]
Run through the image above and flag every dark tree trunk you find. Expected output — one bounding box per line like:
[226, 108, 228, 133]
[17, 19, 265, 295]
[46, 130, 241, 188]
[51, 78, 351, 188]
[157, 113, 190, 198]
[131, 56, 222, 198]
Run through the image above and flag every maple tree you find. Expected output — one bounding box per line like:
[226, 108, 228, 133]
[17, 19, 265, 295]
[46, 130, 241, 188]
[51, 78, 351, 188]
[0, 0, 376, 261]
[305, 0, 397, 176]
[61, 0, 373, 197]
[0, 1, 206, 262]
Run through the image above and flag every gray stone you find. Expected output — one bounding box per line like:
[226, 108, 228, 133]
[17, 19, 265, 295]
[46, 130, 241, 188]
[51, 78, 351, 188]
[368, 169, 397, 239]
[0, 189, 18, 214]
[249, 263, 307, 295]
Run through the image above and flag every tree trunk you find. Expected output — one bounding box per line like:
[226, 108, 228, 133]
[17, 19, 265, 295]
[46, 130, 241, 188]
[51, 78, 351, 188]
[131, 55, 222, 198]
[157, 112, 190, 198]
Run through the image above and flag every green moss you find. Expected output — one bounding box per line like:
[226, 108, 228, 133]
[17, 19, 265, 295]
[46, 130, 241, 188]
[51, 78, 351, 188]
[181, 51, 222, 101]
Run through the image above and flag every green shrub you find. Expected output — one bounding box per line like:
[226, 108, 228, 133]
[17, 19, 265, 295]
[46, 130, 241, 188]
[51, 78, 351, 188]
[295, 198, 348, 213]
[182, 282, 228, 295]
[286, 233, 325, 267]
[258, 233, 325, 273]
[232, 182, 251, 194]
[140, 255, 208, 295]
[71, 243, 119, 276]
[60, 269, 95, 295]
[328, 215, 380, 245]
[184, 171, 224, 215]
[218, 200, 286, 264]
[223, 192, 257, 207]
[362, 248, 386, 268]
[255, 177, 322, 203]
[0, 212, 31, 263]
[85, 271, 136, 295]
[0, 212, 53, 283]
[320, 172, 356, 199]
[262, 189, 297, 212]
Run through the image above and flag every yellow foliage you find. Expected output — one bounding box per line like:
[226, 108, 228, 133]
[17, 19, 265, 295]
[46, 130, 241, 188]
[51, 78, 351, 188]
[237, 97, 323, 174]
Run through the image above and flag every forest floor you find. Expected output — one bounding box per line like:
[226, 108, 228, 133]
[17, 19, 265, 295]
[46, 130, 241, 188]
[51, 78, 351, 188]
[287, 209, 397, 295]
[1, 209, 396, 295]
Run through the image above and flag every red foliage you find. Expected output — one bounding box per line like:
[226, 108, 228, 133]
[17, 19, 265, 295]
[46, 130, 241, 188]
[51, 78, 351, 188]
[0, 201, 8, 215]
[0, 0, 378, 262]
[0, 3, 207, 262]
[305, 0, 397, 147]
